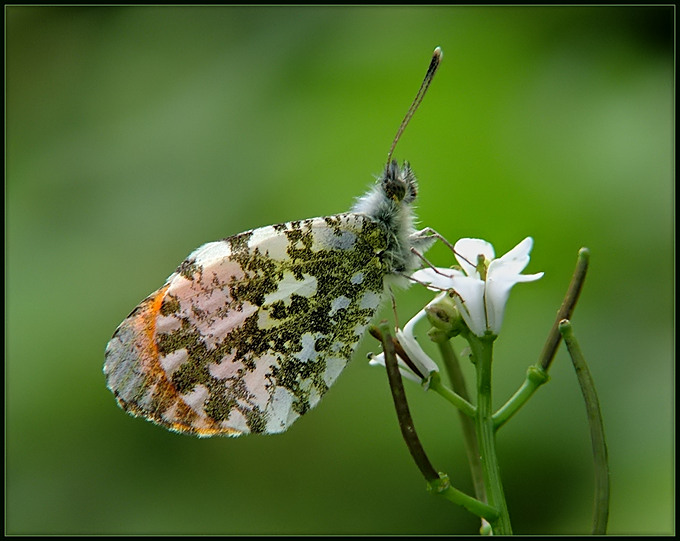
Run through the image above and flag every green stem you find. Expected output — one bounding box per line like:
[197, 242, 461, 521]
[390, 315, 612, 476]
[559, 320, 610, 535]
[436, 339, 487, 505]
[469, 334, 512, 535]
[493, 364, 549, 430]
[373, 323, 499, 526]
[539, 247, 590, 371]
[428, 474, 499, 523]
[429, 372, 476, 417]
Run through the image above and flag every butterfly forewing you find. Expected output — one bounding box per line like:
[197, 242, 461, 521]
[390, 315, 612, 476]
[105, 213, 390, 436]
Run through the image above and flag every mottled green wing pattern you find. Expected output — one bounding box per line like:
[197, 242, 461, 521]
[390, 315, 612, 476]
[104, 213, 390, 436]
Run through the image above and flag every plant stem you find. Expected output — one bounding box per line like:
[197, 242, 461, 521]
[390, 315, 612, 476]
[429, 475, 499, 523]
[539, 247, 590, 371]
[469, 334, 513, 535]
[493, 364, 549, 430]
[372, 323, 499, 526]
[436, 339, 487, 505]
[376, 322, 440, 482]
[559, 319, 610, 534]
[429, 373, 476, 417]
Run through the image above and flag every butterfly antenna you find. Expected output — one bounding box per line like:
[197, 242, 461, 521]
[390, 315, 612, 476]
[386, 46, 443, 167]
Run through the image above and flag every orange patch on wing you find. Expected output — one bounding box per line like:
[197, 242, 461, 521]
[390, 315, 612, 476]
[109, 284, 240, 436]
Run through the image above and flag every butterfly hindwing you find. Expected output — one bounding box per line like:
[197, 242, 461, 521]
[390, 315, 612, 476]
[105, 213, 390, 436]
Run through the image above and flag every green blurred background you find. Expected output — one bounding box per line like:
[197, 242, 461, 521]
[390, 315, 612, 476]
[6, 6, 673, 535]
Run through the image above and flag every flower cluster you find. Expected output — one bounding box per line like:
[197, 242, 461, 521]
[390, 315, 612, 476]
[413, 237, 543, 337]
[370, 237, 543, 381]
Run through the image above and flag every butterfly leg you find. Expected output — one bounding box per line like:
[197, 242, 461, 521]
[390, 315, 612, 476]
[410, 227, 457, 255]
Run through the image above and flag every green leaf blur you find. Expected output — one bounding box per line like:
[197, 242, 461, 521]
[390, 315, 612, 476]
[6, 5, 673, 535]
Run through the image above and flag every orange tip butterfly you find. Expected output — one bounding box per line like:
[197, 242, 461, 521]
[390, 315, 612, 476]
[104, 47, 443, 436]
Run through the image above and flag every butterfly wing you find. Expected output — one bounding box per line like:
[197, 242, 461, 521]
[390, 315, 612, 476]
[104, 213, 389, 436]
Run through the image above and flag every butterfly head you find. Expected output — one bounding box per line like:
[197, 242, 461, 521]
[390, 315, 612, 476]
[382, 160, 417, 204]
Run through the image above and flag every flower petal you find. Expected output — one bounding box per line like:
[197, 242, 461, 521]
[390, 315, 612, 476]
[399, 312, 439, 378]
[412, 267, 463, 291]
[454, 238, 495, 278]
[368, 354, 422, 383]
[489, 237, 534, 277]
[509, 272, 544, 283]
[483, 278, 514, 334]
[484, 271, 543, 334]
[448, 276, 487, 336]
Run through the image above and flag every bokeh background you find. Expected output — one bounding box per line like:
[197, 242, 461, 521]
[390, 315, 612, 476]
[6, 6, 673, 535]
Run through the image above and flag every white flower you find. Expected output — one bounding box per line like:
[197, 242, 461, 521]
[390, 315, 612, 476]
[412, 237, 543, 337]
[369, 309, 439, 383]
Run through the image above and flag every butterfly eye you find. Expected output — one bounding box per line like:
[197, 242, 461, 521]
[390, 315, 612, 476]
[382, 160, 407, 202]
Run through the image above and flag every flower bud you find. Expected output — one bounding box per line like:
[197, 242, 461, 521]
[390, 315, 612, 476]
[425, 294, 467, 338]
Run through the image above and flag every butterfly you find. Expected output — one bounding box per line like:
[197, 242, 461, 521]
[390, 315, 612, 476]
[104, 47, 443, 437]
